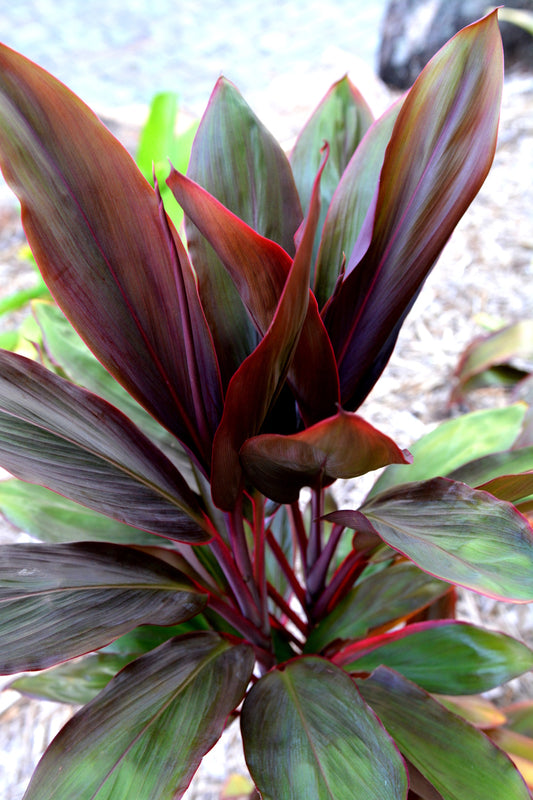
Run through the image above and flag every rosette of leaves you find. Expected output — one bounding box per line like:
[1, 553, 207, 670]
[0, 12, 532, 800]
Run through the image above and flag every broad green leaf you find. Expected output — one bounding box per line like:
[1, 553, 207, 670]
[489, 728, 533, 791]
[0, 45, 221, 463]
[0, 350, 208, 539]
[182, 77, 302, 387]
[360, 478, 533, 601]
[11, 651, 134, 705]
[357, 666, 530, 800]
[478, 472, 533, 504]
[306, 562, 449, 652]
[241, 657, 407, 800]
[0, 478, 157, 545]
[168, 167, 340, 426]
[435, 694, 507, 729]
[240, 409, 411, 504]
[290, 75, 373, 277]
[453, 320, 533, 401]
[314, 100, 401, 309]
[0, 542, 207, 672]
[23, 633, 254, 800]
[136, 91, 197, 232]
[369, 405, 527, 498]
[323, 12, 503, 410]
[210, 153, 327, 509]
[33, 300, 194, 478]
[333, 620, 533, 694]
[504, 702, 533, 738]
[448, 445, 533, 489]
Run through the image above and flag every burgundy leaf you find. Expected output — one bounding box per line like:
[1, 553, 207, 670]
[210, 152, 328, 510]
[323, 12, 503, 409]
[167, 168, 340, 426]
[240, 408, 411, 503]
[0, 350, 208, 540]
[0, 44, 221, 468]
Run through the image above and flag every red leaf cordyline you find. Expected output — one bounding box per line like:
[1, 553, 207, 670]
[0, 12, 532, 800]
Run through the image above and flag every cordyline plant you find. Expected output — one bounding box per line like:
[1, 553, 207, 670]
[0, 11, 533, 800]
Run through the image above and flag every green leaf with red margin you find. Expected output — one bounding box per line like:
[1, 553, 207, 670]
[447, 444, 533, 489]
[0, 44, 221, 467]
[210, 152, 328, 510]
[368, 404, 527, 499]
[323, 12, 503, 410]
[453, 320, 533, 402]
[290, 75, 373, 278]
[476, 472, 533, 504]
[167, 169, 340, 427]
[0, 478, 158, 545]
[314, 100, 402, 309]
[332, 620, 533, 694]
[240, 409, 411, 504]
[357, 666, 530, 800]
[23, 633, 254, 800]
[305, 562, 449, 653]
[0, 351, 208, 540]
[0, 542, 207, 673]
[182, 77, 302, 388]
[340, 477, 533, 601]
[241, 656, 408, 800]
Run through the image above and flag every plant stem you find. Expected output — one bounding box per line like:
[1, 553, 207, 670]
[252, 493, 270, 634]
[312, 549, 368, 620]
[209, 534, 262, 628]
[306, 486, 324, 575]
[290, 501, 308, 571]
[228, 499, 261, 611]
[306, 523, 345, 599]
[267, 583, 308, 637]
[265, 528, 306, 608]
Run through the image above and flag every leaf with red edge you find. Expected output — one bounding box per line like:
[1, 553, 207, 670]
[314, 100, 402, 310]
[23, 633, 254, 800]
[290, 75, 373, 277]
[342, 477, 533, 601]
[167, 169, 340, 427]
[357, 666, 531, 800]
[240, 409, 411, 503]
[333, 620, 533, 694]
[0, 542, 207, 673]
[477, 472, 533, 504]
[241, 656, 408, 800]
[182, 77, 302, 387]
[210, 153, 328, 510]
[323, 12, 503, 410]
[0, 350, 208, 540]
[0, 44, 221, 468]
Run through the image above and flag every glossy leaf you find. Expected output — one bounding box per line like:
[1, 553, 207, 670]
[23, 633, 254, 800]
[182, 77, 302, 386]
[333, 620, 533, 694]
[210, 153, 327, 509]
[0, 350, 208, 539]
[0, 44, 221, 464]
[358, 478, 533, 601]
[33, 300, 195, 478]
[314, 101, 401, 309]
[0, 542, 207, 672]
[323, 12, 503, 409]
[306, 562, 449, 652]
[0, 478, 157, 545]
[240, 408, 411, 503]
[10, 651, 134, 705]
[290, 75, 373, 276]
[168, 167, 340, 426]
[369, 405, 527, 498]
[241, 656, 407, 800]
[357, 666, 530, 800]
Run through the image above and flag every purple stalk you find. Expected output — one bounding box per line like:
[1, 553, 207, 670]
[306, 522, 346, 598]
